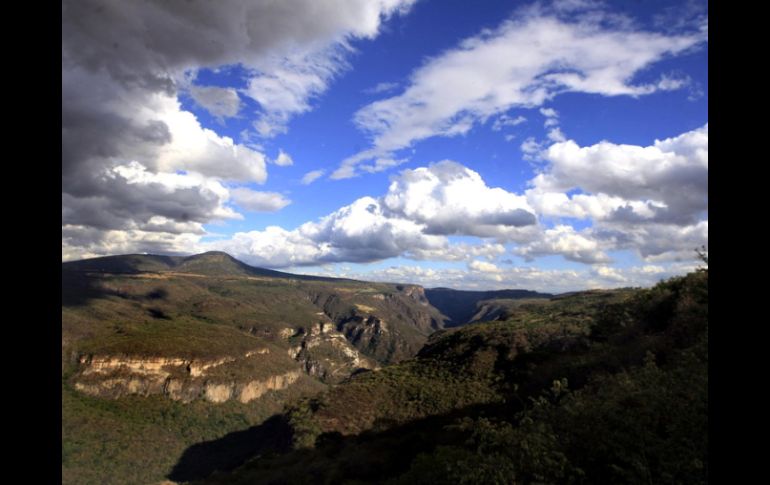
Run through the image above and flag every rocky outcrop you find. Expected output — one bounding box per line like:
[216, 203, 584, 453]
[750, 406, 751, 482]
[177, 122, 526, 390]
[200, 371, 301, 403]
[72, 348, 299, 403]
[287, 321, 378, 383]
[307, 285, 446, 365]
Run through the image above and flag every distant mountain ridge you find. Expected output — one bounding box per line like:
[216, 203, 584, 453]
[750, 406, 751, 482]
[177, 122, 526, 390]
[62, 251, 352, 282]
[62, 251, 449, 369]
[64, 252, 555, 328]
[425, 287, 553, 326]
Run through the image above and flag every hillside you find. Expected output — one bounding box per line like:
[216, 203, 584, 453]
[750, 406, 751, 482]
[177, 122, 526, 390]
[197, 267, 708, 484]
[62, 252, 446, 484]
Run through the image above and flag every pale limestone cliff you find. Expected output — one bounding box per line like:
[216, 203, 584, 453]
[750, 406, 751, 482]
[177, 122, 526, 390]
[288, 321, 378, 383]
[73, 348, 299, 403]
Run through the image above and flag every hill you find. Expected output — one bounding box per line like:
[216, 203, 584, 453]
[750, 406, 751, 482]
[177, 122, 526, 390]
[62, 252, 446, 484]
[197, 268, 708, 484]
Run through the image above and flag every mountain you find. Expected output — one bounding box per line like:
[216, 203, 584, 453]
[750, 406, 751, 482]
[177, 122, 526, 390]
[63, 251, 346, 281]
[63, 251, 447, 368]
[197, 268, 707, 485]
[424, 287, 553, 326]
[62, 251, 449, 484]
[62, 252, 707, 485]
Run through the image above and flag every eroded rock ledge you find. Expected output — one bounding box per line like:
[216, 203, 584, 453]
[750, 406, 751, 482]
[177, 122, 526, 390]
[72, 349, 301, 403]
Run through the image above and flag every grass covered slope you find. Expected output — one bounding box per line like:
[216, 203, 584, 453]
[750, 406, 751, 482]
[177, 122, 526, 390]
[61, 252, 447, 484]
[63, 252, 445, 366]
[201, 267, 708, 485]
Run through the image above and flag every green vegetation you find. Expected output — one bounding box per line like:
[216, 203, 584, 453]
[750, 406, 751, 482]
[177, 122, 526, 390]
[200, 267, 707, 484]
[62, 252, 707, 484]
[63, 253, 444, 365]
[62, 252, 448, 484]
[62, 376, 325, 485]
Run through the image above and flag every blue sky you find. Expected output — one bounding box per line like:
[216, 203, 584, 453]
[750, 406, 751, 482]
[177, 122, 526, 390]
[62, 0, 708, 292]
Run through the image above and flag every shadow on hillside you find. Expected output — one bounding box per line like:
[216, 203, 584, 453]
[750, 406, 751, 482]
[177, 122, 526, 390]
[62, 270, 114, 306]
[167, 414, 293, 482]
[62, 270, 170, 307]
[168, 400, 521, 484]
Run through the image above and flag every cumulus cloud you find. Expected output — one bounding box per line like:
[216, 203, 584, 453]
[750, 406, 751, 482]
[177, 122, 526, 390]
[62, 225, 203, 263]
[230, 188, 291, 212]
[519, 124, 708, 263]
[528, 124, 708, 225]
[469, 260, 502, 273]
[516, 225, 611, 264]
[204, 160, 540, 267]
[409, 243, 506, 262]
[301, 169, 326, 185]
[382, 161, 537, 238]
[300, 260, 699, 293]
[334, 2, 706, 178]
[595, 220, 708, 262]
[62, 162, 240, 233]
[63, 0, 416, 257]
[208, 196, 446, 267]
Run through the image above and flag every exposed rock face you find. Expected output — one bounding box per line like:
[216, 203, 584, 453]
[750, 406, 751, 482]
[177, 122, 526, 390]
[287, 321, 378, 384]
[308, 285, 446, 365]
[399, 284, 430, 305]
[79, 354, 244, 378]
[73, 349, 299, 403]
[237, 372, 301, 403]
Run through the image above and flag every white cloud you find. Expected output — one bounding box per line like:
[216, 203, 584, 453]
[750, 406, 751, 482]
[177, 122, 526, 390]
[655, 74, 691, 91]
[528, 124, 708, 225]
[62, 162, 241, 232]
[62, 225, 203, 262]
[592, 265, 626, 282]
[382, 160, 537, 238]
[63, 0, 417, 256]
[152, 95, 269, 182]
[336, 3, 705, 177]
[516, 225, 611, 264]
[469, 260, 502, 273]
[359, 158, 407, 174]
[230, 188, 291, 212]
[273, 149, 294, 166]
[208, 196, 446, 267]
[540, 107, 560, 127]
[205, 160, 541, 267]
[539, 107, 558, 118]
[300, 260, 699, 293]
[301, 169, 326, 185]
[245, 49, 347, 137]
[492, 114, 527, 131]
[521, 137, 545, 160]
[547, 127, 566, 142]
[599, 220, 708, 262]
[409, 242, 506, 262]
[189, 86, 241, 120]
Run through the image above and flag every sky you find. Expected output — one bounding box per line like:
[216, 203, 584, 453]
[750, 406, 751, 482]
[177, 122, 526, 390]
[62, 0, 708, 292]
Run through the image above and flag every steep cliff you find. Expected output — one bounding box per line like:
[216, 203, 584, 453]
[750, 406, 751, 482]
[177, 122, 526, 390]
[73, 348, 302, 403]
